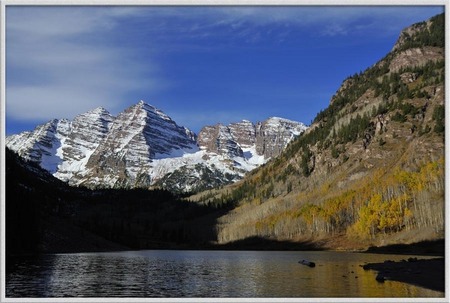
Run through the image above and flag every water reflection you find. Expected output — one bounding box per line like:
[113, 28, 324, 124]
[6, 250, 444, 298]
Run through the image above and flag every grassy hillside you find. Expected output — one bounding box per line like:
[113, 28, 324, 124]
[192, 13, 445, 250]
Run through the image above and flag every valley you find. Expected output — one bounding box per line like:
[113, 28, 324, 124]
[5, 13, 445, 255]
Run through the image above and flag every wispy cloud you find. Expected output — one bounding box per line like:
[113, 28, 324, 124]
[6, 5, 443, 127]
[213, 6, 443, 37]
[119, 6, 443, 50]
[6, 6, 160, 121]
[321, 23, 349, 36]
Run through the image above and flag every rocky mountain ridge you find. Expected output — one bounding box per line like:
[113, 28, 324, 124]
[6, 101, 307, 192]
[198, 117, 305, 158]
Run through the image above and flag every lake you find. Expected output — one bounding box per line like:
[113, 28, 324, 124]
[5, 250, 443, 298]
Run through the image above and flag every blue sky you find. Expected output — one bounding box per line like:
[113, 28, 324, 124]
[5, 5, 444, 135]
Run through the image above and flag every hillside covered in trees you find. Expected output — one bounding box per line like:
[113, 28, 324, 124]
[6, 147, 237, 255]
[192, 13, 445, 250]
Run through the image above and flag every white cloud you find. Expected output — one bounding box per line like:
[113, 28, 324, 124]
[7, 85, 113, 121]
[6, 5, 442, 126]
[6, 6, 159, 122]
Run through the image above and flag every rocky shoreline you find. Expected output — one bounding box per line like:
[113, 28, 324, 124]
[362, 258, 445, 292]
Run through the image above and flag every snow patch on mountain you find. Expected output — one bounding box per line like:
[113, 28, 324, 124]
[6, 101, 307, 192]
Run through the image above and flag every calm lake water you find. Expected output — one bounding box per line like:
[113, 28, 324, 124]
[6, 250, 443, 298]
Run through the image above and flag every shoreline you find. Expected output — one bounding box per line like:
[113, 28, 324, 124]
[363, 239, 445, 256]
[8, 238, 445, 256]
[362, 258, 445, 293]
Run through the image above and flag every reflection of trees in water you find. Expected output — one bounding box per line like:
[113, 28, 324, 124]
[6, 251, 444, 297]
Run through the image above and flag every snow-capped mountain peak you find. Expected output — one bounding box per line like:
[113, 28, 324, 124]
[6, 101, 307, 192]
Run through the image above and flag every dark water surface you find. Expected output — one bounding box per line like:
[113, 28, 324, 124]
[6, 250, 443, 298]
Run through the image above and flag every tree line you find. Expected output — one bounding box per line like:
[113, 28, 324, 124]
[5, 148, 232, 255]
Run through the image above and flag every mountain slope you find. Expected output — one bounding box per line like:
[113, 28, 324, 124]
[5, 147, 129, 254]
[193, 13, 445, 250]
[151, 117, 307, 193]
[80, 101, 198, 188]
[6, 101, 306, 192]
[5, 147, 228, 254]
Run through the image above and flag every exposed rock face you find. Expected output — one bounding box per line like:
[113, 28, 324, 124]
[400, 72, 418, 84]
[197, 124, 244, 158]
[198, 117, 306, 159]
[389, 16, 444, 72]
[391, 19, 431, 52]
[6, 101, 307, 192]
[228, 120, 256, 147]
[81, 101, 198, 188]
[6, 101, 199, 189]
[389, 47, 444, 72]
[255, 117, 305, 158]
[6, 119, 70, 173]
[55, 107, 114, 181]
